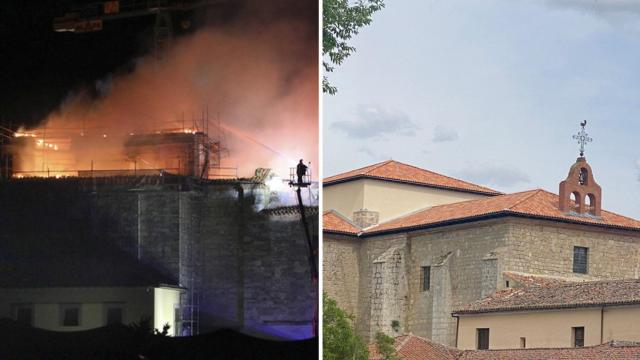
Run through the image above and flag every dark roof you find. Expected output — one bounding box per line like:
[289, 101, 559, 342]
[363, 189, 640, 236]
[260, 206, 318, 217]
[0, 249, 177, 288]
[324, 160, 501, 195]
[454, 278, 640, 315]
[370, 334, 640, 360]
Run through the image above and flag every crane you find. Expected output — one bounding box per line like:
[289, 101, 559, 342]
[53, 0, 232, 58]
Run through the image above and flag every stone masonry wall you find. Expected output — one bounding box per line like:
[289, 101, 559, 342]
[329, 217, 640, 347]
[502, 219, 640, 283]
[0, 179, 318, 339]
[370, 246, 408, 337]
[406, 221, 510, 346]
[355, 234, 407, 340]
[323, 235, 361, 318]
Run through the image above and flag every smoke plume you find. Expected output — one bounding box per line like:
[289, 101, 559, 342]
[16, 0, 318, 179]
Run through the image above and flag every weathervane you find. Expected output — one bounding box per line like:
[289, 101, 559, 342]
[572, 120, 592, 157]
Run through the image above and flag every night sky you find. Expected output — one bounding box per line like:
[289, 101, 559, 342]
[0, 0, 317, 129]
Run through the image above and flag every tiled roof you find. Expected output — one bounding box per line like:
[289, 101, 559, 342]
[459, 341, 640, 360]
[369, 334, 459, 360]
[365, 189, 640, 236]
[370, 335, 640, 360]
[323, 210, 360, 235]
[454, 278, 640, 315]
[502, 271, 580, 287]
[323, 160, 501, 195]
[260, 206, 318, 217]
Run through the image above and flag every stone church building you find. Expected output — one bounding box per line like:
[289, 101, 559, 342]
[323, 155, 640, 347]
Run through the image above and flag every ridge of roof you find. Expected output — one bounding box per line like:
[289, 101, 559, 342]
[323, 160, 502, 195]
[357, 189, 640, 236]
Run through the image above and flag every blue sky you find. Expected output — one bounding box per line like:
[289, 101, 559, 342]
[323, 0, 640, 219]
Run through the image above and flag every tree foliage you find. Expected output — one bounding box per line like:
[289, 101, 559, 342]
[323, 0, 385, 95]
[323, 293, 369, 360]
[375, 331, 399, 360]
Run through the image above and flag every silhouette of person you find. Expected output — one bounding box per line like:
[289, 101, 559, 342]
[296, 159, 308, 184]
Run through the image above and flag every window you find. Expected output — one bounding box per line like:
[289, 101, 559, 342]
[573, 247, 588, 274]
[573, 327, 584, 347]
[477, 328, 489, 350]
[14, 305, 33, 326]
[106, 307, 123, 325]
[60, 304, 80, 327]
[421, 266, 431, 291]
[505, 281, 510, 288]
[520, 337, 526, 349]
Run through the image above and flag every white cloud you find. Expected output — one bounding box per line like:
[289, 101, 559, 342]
[331, 105, 418, 138]
[545, 0, 640, 15]
[455, 163, 530, 188]
[432, 125, 458, 143]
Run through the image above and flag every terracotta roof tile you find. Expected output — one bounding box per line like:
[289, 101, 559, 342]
[323, 210, 360, 235]
[454, 278, 640, 314]
[459, 341, 640, 360]
[368, 334, 460, 360]
[323, 160, 501, 195]
[370, 335, 640, 360]
[365, 189, 640, 235]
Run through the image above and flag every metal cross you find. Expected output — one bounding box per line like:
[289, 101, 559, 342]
[572, 120, 592, 157]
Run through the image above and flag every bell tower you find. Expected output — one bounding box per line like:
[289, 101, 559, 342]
[558, 121, 601, 216]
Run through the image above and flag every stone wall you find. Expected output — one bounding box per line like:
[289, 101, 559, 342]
[323, 216, 640, 347]
[502, 219, 640, 282]
[323, 235, 360, 317]
[0, 178, 318, 339]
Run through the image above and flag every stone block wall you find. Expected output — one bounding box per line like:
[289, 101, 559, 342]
[323, 236, 361, 318]
[406, 221, 510, 346]
[502, 219, 640, 282]
[324, 216, 640, 347]
[0, 178, 318, 339]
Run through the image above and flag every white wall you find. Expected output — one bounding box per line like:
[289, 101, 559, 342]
[0, 287, 164, 332]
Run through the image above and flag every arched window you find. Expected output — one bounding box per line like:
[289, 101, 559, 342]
[586, 193, 597, 215]
[570, 192, 581, 213]
[578, 168, 589, 186]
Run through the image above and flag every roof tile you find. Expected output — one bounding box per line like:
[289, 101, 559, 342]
[365, 189, 640, 235]
[370, 334, 640, 360]
[455, 278, 640, 314]
[323, 210, 361, 235]
[324, 160, 501, 195]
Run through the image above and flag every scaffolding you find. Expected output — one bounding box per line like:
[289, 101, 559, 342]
[4, 110, 234, 181]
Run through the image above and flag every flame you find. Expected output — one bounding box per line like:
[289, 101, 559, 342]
[8, 11, 317, 179]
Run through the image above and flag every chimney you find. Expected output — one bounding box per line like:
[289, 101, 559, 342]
[353, 209, 379, 228]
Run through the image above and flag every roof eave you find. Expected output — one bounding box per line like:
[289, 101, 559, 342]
[453, 300, 640, 316]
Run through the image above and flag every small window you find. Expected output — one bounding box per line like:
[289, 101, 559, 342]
[106, 307, 123, 325]
[505, 281, 510, 288]
[573, 327, 584, 347]
[520, 337, 526, 349]
[421, 266, 431, 291]
[61, 304, 80, 327]
[573, 247, 588, 274]
[477, 328, 489, 350]
[15, 305, 33, 326]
